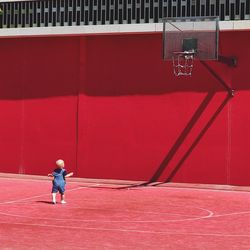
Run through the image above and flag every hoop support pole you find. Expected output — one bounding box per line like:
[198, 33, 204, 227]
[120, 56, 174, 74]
[200, 60, 235, 97]
[162, 20, 166, 60]
[218, 55, 237, 67]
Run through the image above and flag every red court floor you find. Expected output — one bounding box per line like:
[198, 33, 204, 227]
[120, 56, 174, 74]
[0, 174, 250, 249]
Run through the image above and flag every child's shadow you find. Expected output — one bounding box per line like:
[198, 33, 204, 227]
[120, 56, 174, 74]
[36, 201, 54, 204]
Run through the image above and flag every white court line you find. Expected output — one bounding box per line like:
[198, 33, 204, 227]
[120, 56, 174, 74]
[0, 221, 250, 238]
[1, 181, 249, 223]
[0, 176, 103, 185]
[0, 202, 202, 217]
[1, 193, 249, 223]
[0, 185, 99, 205]
[0, 177, 59, 183]
[0, 206, 214, 223]
[1, 176, 250, 194]
[0, 184, 215, 223]
[210, 210, 250, 218]
[140, 185, 250, 194]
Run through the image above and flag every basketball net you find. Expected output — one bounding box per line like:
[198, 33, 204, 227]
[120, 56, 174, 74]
[172, 51, 195, 76]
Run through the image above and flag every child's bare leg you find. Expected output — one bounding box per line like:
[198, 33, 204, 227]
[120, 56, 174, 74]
[52, 193, 56, 204]
[61, 194, 66, 203]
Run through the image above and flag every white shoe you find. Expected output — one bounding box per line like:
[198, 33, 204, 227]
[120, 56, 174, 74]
[61, 200, 67, 204]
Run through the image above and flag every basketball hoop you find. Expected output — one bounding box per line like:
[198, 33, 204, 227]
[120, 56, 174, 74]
[162, 17, 219, 77]
[172, 51, 195, 76]
[162, 17, 235, 96]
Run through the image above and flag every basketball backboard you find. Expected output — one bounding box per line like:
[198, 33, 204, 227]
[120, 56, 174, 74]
[162, 17, 219, 76]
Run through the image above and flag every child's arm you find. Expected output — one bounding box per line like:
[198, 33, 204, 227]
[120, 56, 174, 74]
[65, 172, 74, 178]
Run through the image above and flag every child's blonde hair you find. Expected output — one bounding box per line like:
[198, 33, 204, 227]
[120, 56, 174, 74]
[56, 159, 65, 167]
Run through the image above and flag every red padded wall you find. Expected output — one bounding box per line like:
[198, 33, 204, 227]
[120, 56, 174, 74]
[0, 37, 78, 175]
[0, 31, 249, 185]
[21, 38, 79, 175]
[77, 31, 250, 185]
[77, 34, 229, 183]
[0, 41, 22, 173]
[227, 31, 250, 186]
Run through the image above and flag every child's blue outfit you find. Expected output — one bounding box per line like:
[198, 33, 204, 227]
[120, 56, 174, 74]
[51, 168, 68, 194]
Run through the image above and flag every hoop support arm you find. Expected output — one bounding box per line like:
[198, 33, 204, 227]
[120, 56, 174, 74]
[200, 60, 235, 97]
[218, 55, 237, 68]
